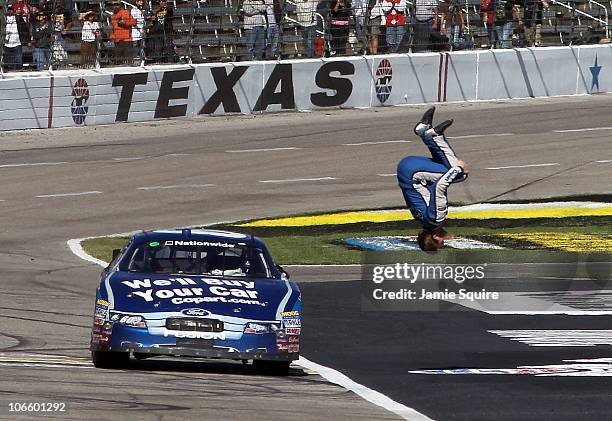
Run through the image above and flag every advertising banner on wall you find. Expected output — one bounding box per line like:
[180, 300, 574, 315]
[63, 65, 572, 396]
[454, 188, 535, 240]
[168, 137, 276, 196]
[1, 44, 612, 131]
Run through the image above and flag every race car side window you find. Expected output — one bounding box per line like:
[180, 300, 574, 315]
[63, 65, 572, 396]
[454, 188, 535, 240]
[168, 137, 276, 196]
[125, 247, 147, 272]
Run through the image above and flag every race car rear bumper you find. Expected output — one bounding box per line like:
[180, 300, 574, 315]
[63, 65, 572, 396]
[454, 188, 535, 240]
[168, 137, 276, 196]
[97, 344, 298, 361]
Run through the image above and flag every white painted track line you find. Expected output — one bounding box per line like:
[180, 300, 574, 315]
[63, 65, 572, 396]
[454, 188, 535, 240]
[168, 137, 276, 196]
[298, 357, 434, 421]
[486, 163, 559, 170]
[489, 330, 612, 347]
[0, 162, 67, 168]
[447, 133, 514, 139]
[137, 184, 215, 191]
[259, 177, 337, 183]
[596, 160, 612, 163]
[226, 147, 302, 153]
[35, 191, 103, 198]
[67, 238, 108, 267]
[343, 140, 411, 146]
[554, 126, 612, 133]
[377, 173, 397, 177]
[112, 156, 148, 161]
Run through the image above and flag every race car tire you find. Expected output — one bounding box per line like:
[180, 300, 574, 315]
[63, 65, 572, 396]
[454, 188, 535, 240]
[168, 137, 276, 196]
[253, 360, 290, 375]
[91, 351, 130, 369]
[133, 352, 153, 360]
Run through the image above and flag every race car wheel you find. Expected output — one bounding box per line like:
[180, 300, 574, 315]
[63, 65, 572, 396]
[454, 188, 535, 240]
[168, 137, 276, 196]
[253, 360, 290, 376]
[91, 351, 130, 369]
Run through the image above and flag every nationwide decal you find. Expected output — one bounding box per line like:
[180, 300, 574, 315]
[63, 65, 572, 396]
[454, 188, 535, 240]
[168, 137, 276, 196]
[163, 240, 235, 247]
[71, 78, 89, 125]
[375, 59, 392, 104]
[121, 277, 266, 306]
[410, 358, 612, 377]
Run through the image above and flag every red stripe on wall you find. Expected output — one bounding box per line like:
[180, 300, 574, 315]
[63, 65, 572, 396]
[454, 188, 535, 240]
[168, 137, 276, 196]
[437, 54, 444, 102]
[47, 76, 54, 129]
[443, 53, 449, 102]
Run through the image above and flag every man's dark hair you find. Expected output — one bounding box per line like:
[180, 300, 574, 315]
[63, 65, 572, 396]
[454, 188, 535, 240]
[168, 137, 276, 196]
[417, 229, 445, 252]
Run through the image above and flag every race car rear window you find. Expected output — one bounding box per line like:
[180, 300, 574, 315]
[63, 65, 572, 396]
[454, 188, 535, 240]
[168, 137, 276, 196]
[120, 242, 273, 278]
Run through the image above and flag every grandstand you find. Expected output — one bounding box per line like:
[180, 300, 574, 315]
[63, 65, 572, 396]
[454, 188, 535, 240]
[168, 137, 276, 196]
[0, 0, 609, 71]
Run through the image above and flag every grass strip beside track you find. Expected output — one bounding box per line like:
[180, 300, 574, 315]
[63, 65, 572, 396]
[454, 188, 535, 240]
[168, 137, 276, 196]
[82, 215, 612, 265]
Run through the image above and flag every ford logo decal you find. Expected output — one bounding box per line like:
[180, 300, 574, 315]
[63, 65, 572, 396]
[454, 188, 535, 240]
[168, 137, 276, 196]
[181, 308, 210, 317]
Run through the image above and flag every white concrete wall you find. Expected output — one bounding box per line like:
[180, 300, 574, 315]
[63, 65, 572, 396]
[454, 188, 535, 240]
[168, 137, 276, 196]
[1, 44, 610, 131]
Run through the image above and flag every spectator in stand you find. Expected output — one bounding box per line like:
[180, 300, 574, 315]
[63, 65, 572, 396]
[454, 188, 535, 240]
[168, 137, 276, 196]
[296, 0, 318, 57]
[492, 0, 517, 48]
[131, 0, 146, 59]
[3, 4, 29, 71]
[30, 11, 53, 70]
[382, 0, 406, 52]
[431, 6, 449, 50]
[413, 0, 437, 51]
[50, 4, 73, 67]
[329, 0, 352, 56]
[352, 0, 368, 54]
[264, 0, 282, 59]
[523, 0, 547, 46]
[147, 0, 175, 62]
[37, 0, 54, 15]
[61, 0, 78, 21]
[481, 0, 494, 46]
[111, 0, 136, 65]
[434, 0, 465, 49]
[80, 10, 100, 67]
[12, 0, 35, 26]
[367, 0, 383, 54]
[243, 0, 267, 60]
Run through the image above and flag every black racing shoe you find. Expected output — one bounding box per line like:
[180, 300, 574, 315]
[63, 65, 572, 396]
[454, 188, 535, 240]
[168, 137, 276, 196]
[414, 106, 436, 136]
[433, 119, 453, 135]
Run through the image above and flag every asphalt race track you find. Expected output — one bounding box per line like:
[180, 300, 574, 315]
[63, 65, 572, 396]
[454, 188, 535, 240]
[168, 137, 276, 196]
[0, 94, 611, 420]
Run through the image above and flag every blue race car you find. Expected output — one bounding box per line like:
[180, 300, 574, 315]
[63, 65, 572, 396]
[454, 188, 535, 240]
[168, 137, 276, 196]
[90, 229, 301, 374]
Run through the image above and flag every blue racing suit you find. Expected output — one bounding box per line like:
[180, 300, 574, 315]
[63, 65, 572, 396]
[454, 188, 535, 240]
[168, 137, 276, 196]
[397, 124, 466, 230]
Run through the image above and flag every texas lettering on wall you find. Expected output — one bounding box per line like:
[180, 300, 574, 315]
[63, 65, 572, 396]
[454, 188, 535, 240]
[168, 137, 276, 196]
[111, 62, 356, 121]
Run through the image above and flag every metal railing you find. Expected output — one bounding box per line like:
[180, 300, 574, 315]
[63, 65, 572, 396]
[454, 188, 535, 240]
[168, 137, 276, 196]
[549, 0, 609, 39]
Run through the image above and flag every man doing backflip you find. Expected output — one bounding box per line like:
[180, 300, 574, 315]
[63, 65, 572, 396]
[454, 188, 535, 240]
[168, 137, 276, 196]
[397, 107, 470, 252]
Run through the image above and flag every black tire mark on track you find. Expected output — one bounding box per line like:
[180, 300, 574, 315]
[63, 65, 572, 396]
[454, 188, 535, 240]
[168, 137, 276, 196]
[0, 306, 90, 318]
[1, 314, 90, 329]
